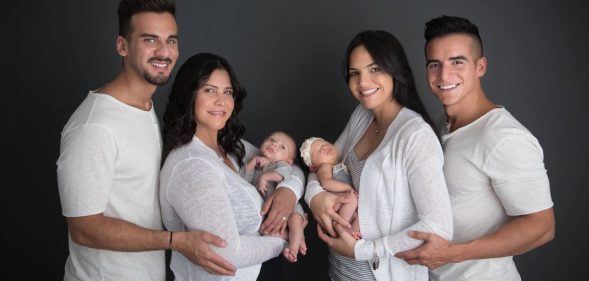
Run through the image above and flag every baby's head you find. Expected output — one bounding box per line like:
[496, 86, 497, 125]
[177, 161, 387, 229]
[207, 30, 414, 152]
[260, 131, 296, 164]
[300, 137, 339, 172]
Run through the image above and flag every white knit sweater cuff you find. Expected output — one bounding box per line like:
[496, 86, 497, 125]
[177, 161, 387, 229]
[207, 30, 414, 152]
[354, 238, 385, 261]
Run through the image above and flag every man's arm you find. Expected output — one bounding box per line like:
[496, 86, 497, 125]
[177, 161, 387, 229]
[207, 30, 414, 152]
[457, 208, 555, 259]
[67, 214, 167, 251]
[396, 208, 555, 269]
[67, 214, 236, 275]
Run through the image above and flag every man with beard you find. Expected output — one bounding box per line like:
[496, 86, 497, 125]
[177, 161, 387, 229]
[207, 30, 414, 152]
[56, 1, 236, 280]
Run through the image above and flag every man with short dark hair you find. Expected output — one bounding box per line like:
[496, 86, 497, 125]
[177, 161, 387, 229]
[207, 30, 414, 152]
[57, 1, 235, 280]
[396, 15, 555, 281]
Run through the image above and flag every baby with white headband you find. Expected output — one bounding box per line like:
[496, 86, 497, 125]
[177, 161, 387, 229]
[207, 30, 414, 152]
[300, 137, 361, 239]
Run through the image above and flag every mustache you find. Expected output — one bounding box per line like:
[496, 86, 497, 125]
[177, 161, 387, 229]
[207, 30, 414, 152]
[148, 57, 173, 64]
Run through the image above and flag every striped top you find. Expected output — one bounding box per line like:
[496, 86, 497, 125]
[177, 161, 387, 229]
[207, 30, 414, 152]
[328, 149, 376, 281]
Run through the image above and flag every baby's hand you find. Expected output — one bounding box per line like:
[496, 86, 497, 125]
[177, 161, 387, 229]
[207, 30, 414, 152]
[255, 156, 270, 168]
[247, 156, 268, 172]
[257, 178, 269, 195]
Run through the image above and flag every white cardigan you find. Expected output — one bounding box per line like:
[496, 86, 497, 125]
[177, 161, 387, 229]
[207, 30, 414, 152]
[160, 138, 304, 280]
[305, 106, 453, 281]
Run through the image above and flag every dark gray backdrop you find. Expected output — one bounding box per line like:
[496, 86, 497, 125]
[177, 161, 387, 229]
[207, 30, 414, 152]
[5, 0, 587, 280]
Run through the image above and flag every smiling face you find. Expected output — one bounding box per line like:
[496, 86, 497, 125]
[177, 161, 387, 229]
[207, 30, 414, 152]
[347, 45, 395, 110]
[260, 132, 296, 163]
[118, 12, 178, 86]
[425, 33, 487, 110]
[309, 138, 338, 169]
[193, 69, 235, 135]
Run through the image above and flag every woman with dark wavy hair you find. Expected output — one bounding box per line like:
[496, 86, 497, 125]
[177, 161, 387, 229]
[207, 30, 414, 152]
[159, 53, 304, 280]
[304, 31, 453, 281]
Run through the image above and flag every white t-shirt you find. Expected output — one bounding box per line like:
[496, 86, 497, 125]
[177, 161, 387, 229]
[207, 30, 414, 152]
[431, 107, 553, 281]
[57, 91, 164, 281]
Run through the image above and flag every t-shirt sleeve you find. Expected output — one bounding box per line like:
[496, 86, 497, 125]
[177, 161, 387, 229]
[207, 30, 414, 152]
[57, 124, 116, 217]
[165, 158, 285, 268]
[484, 134, 553, 215]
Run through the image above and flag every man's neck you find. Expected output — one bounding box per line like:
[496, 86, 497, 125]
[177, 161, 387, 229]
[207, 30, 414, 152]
[98, 69, 157, 111]
[445, 91, 496, 132]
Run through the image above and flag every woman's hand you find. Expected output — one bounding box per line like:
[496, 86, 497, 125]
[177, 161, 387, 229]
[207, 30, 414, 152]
[309, 191, 352, 237]
[269, 226, 289, 241]
[260, 188, 296, 235]
[317, 223, 356, 258]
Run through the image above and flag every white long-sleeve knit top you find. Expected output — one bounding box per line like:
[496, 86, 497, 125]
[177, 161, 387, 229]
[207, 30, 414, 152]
[160, 137, 304, 281]
[305, 106, 453, 281]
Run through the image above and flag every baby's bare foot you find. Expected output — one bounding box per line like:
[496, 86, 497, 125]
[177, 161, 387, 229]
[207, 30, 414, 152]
[283, 248, 298, 262]
[299, 239, 307, 256]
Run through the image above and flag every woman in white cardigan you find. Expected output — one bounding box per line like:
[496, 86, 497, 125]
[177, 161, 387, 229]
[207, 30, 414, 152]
[160, 53, 305, 280]
[305, 31, 453, 281]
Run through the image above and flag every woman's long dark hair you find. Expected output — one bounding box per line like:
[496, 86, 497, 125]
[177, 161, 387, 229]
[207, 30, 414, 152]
[162, 53, 247, 166]
[342, 30, 436, 132]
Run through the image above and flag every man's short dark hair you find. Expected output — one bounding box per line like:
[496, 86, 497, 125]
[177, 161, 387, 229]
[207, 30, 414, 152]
[117, 0, 176, 38]
[424, 15, 483, 57]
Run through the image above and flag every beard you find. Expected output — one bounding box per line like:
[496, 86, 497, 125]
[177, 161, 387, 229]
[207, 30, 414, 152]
[144, 57, 173, 85]
[144, 71, 170, 86]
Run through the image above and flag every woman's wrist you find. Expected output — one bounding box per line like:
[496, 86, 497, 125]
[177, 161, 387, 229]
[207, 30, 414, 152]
[304, 179, 326, 206]
[353, 238, 372, 261]
[308, 190, 328, 214]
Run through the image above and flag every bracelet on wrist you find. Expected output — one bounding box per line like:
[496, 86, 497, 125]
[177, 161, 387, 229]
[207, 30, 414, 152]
[372, 240, 380, 270]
